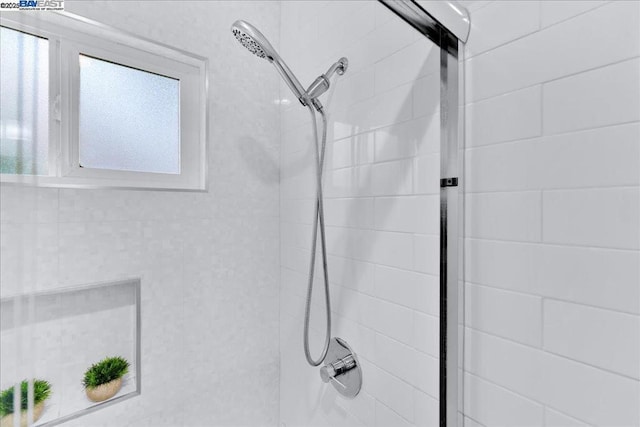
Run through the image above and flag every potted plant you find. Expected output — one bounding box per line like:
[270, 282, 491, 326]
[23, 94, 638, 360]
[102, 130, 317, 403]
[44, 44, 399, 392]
[0, 379, 52, 427]
[82, 356, 130, 403]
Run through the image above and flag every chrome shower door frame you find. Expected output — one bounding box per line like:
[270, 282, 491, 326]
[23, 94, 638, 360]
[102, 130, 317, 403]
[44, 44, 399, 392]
[378, 2, 464, 426]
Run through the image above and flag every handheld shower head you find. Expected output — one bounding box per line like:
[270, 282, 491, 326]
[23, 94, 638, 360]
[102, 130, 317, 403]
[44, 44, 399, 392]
[231, 20, 307, 104]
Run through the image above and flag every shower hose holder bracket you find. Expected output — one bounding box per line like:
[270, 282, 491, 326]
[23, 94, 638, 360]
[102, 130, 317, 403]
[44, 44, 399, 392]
[319, 337, 362, 398]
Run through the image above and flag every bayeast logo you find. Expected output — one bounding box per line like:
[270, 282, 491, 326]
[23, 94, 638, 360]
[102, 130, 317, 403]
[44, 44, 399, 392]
[0, 0, 65, 10]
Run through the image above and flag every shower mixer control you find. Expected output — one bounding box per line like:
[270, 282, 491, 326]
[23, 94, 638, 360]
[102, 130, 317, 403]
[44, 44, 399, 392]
[319, 337, 362, 398]
[320, 354, 356, 383]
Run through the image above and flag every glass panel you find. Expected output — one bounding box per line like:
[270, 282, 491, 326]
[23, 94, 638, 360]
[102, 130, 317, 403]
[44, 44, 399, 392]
[78, 55, 180, 174]
[0, 26, 49, 175]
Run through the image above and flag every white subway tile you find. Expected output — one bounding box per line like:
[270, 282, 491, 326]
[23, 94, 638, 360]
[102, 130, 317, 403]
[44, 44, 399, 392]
[347, 14, 420, 75]
[414, 350, 440, 398]
[413, 311, 439, 357]
[374, 265, 439, 316]
[365, 361, 415, 422]
[375, 116, 440, 162]
[465, 328, 640, 426]
[333, 312, 376, 361]
[458, 0, 493, 13]
[363, 296, 414, 346]
[336, 390, 376, 427]
[375, 123, 416, 162]
[465, 191, 542, 242]
[544, 300, 640, 379]
[414, 389, 438, 427]
[465, 0, 540, 58]
[332, 67, 375, 108]
[330, 132, 375, 169]
[331, 82, 414, 140]
[543, 187, 640, 249]
[413, 154, 440, 195]
[375, 39, 440, 94]
[325, 165, 372, 198]
[368, 230, 414, 270]
[466, 283, 542, 347]
[331, 284, 364, 325]
[375, 400, 412, 427]
[373, 333, 424, 389]
[544, 407, 590, 427]
[374, 196, 439, 234]
[325, 197, 374, 229]
[540, 0, 609, 28]
[540, 351, 640, 426]
[464, 373, 544, 427]
[466, 1, 640, 101]
[463, 415, 487, 427]
[413, 234, 440, 275]
[466, 85, 542, 147]
[466, 122, 640, 192]
[413, 73, 440, 118]
[328, 255, 376, 295]
[371, 159, 414, 196]
[543, 58, 640, 135]
[326, 226, 375, 260]
[465, 239, 640, 314]
[369, 83, 415, 131]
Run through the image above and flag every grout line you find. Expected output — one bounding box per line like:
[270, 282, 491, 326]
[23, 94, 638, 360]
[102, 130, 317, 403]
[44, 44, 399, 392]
[464, 184, 640, 195]
[465, 234, 640, 252]
[465, 326, 640, 382]
[540, 189, 544, 243]
[539, 0, 614, 30]
[466, 55, 640, 105]
[464, 1, 614, 62]
[463, 119, 640, 152]
[463, 369, 595, 427]
[542, 406, 596, 427]
[465, 27, 542, 62]
[540, 296, 545, 349]
[540, 81, 545, 137]
[466, 280, 640, 320]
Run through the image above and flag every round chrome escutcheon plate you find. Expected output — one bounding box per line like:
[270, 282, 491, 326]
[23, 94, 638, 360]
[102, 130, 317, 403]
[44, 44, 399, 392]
[322, 337, 362, 398]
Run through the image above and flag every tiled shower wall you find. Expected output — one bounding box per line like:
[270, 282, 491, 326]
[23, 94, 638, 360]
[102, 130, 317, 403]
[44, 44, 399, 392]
[0, 2, 281, 426]
[279, 2, 442, 426]
[462, 1, 640, 426]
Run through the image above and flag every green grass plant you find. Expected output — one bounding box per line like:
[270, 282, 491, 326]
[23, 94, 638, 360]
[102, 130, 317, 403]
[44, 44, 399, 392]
[82, 356, 129, 389]
[0, 379, 52, 417]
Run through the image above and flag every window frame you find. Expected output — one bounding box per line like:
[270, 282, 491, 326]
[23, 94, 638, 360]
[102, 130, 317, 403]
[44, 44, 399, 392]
[0, 11, 208, 191]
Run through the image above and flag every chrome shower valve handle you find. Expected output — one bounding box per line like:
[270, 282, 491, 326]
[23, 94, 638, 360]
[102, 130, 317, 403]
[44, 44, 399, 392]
[319, 338, 362, 398]
[320, 354, 356, 389]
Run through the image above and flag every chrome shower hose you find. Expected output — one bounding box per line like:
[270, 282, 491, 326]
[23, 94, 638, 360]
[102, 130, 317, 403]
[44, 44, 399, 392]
[303, 105, 332, 367]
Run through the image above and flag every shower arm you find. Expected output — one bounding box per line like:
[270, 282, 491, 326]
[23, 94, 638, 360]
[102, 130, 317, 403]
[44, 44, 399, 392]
[306, 57, 349, 112]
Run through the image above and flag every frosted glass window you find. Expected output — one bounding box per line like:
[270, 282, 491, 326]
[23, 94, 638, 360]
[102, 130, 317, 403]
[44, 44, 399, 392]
[78, 55, 180, 174]
[0, 26, 49, 175]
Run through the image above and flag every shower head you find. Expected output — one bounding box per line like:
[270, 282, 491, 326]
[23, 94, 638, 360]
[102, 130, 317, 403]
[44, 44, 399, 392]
[231, 20, 307, 104]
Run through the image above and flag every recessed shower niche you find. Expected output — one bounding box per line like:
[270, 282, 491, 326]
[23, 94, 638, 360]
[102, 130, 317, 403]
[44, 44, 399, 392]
[0, 279, 140, 426]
